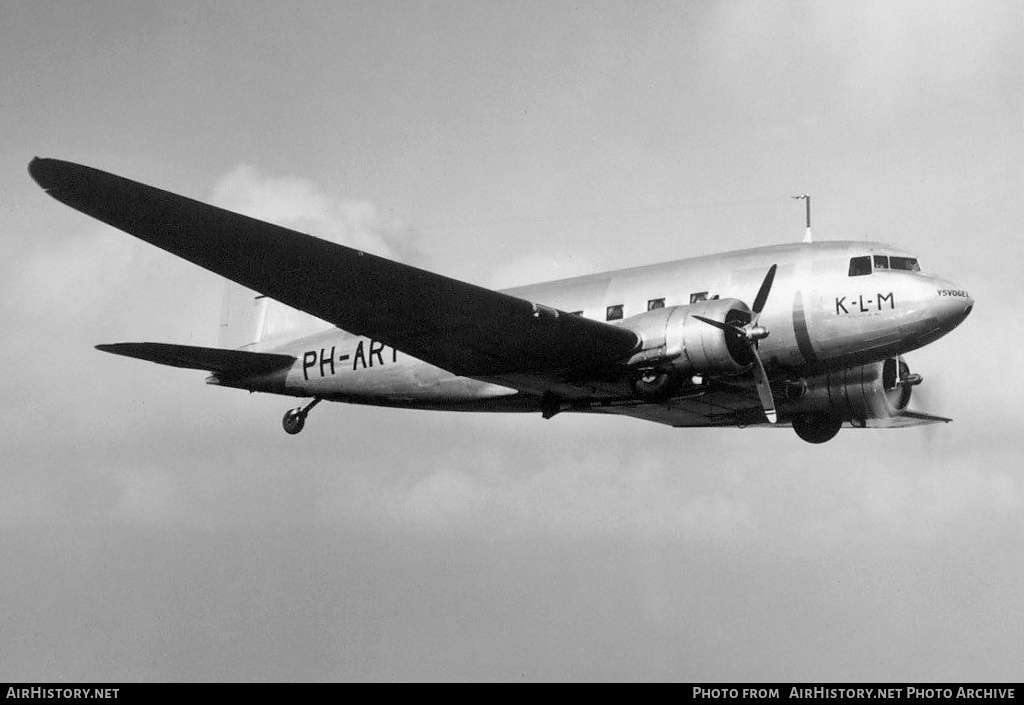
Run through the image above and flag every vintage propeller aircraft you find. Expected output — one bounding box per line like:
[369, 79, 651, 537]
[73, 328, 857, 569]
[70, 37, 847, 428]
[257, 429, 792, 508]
[29, 158, 973, 443]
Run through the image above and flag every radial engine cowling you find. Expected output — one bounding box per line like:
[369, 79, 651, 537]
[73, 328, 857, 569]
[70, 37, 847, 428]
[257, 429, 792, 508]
[622, 298, 755, 399]
[788, 357, 914, 423]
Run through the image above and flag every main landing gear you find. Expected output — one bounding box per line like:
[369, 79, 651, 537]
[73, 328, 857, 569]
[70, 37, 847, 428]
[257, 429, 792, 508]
[792, 414, 843, 444]
[282, 398, 322, 435]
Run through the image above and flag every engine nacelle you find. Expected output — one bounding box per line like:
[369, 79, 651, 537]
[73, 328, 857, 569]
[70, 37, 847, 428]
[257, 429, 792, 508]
[621, 299, 754, 399]
[787, 357, 914, 423]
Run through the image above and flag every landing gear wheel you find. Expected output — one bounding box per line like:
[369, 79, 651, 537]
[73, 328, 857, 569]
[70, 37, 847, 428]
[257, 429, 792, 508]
[793, 415, 843, 444]
[631, 369, 682, 402]
[282, 409, 306, 435]
[281, 398, 322, 435]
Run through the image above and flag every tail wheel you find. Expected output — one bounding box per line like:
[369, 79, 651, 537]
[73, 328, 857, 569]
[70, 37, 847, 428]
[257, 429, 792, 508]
[282, 398, 322, 435]
[282, 409, 306, 435]
[793, 414, 842, 444]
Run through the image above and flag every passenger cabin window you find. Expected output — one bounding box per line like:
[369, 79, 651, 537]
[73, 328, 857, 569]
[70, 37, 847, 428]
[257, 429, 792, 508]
[606, 304, 623, 321]
[874, 255, 889, 269]
[690, 292, 708, 304]
[848, 256, 872, 276]
[647, 298, 665, 311]
[889, 256, 921, 272]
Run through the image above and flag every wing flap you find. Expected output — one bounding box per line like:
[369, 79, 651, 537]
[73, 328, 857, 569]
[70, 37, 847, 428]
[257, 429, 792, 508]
[96, 342, 295, 374]
[31, 158, 639, 377]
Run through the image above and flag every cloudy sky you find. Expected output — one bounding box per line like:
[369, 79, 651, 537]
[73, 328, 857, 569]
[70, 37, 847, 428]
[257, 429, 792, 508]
[2, 1, 1022, 682]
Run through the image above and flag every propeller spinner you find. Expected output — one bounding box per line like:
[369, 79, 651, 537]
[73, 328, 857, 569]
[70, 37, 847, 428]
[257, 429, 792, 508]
[693, 264, 778, 424]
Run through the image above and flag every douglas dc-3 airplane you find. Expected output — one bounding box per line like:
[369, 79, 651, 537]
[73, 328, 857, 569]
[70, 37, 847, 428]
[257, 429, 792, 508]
[29, 158, 973, 443]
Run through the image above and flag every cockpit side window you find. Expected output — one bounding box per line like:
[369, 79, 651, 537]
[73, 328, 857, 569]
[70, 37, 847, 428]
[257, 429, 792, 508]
[848, 256, 871, 276]
[889, 256, 921, 272]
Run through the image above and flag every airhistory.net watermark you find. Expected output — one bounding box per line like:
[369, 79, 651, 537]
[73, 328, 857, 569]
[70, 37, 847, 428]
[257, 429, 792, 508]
[6, 689, 118, 699]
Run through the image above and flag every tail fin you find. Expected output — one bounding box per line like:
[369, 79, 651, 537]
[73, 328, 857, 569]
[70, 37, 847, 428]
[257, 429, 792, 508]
[219, 281, 331, 350]
[219, 281, 269, 350]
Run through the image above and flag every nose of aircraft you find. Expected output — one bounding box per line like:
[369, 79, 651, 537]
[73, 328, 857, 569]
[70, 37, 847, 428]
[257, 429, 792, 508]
[932, 278, 973, 330]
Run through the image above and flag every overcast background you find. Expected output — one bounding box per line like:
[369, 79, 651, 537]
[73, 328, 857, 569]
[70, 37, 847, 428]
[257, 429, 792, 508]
[2, 1, 1022, 682]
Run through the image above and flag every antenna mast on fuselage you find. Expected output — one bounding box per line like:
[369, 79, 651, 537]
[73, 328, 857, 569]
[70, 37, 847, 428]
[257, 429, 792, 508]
[792, 194, 812, 243]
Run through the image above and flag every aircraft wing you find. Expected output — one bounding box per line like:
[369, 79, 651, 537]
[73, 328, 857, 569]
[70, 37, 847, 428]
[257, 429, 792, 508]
[588, 398, 953, 428]
[30, 158, 640, 379]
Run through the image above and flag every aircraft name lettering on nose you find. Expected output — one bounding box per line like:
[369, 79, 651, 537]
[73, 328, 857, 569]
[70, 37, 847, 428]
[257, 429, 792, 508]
[302, 340, 399, 379]
[937, 289, 969, 298]
[835, 292, 895, 315]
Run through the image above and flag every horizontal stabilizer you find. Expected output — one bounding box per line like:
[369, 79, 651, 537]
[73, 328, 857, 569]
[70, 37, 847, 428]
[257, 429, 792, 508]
[896, 409, 952, 424]
[96, 342, 295, 374]
[862, 409, 953, 428]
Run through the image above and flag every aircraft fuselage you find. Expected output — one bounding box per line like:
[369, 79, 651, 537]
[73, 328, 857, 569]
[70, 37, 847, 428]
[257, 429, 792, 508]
[216, 239, 972, 425]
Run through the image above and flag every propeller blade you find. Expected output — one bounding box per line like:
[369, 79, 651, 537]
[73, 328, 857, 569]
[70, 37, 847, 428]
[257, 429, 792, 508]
[692, 314, 744, 339]
[692, 266, 778, 424]
[751, 264, 778, 318]
[748, 345, 777, 424]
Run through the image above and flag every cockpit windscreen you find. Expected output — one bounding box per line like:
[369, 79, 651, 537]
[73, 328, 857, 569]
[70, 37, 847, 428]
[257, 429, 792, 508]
[849, 255, 920, 276]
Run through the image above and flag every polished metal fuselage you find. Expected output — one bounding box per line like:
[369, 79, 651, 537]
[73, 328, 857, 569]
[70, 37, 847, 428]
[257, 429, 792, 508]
[219, 240, 972, 422]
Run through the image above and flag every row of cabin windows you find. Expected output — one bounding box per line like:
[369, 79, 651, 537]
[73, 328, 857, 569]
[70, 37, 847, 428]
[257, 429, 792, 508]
[582, 255, 921, 318]
[573, 292, 712, 321]
[849, 255, 921, 276]
[577, 256, 924, 318]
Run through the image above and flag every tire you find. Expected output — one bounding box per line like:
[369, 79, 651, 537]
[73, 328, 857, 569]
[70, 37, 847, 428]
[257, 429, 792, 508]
[792, 415, 842, 444]
[631, 370, 682, 402]
[282, 410, 306, 435]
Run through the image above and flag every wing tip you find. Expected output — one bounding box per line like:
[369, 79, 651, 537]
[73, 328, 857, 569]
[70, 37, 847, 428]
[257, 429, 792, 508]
[29, 156, 67, 191]
[96, 343, 144, 360]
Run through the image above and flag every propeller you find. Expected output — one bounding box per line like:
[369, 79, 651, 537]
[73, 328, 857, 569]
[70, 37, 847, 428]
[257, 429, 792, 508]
[901, 362, 941, 449]
[693, 264, 778, 424]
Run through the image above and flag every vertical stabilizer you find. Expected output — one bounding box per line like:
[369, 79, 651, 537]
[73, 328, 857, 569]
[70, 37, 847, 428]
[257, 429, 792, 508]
[219, 281, 267, 350]
[219, 281, 332, 350]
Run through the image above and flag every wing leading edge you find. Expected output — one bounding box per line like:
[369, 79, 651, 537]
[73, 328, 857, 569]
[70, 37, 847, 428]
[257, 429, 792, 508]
[30, 158, 639, 378]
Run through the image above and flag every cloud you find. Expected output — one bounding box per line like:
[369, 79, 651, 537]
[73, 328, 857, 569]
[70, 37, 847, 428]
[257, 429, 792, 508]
[207, 164, 426, 340]
[11, 228, 162, 319]
[694, 0, 1019, 132]
[108, 464, 185, 526]
[307, 423, 1022, 554]
[209, 164, 421, 264]
[486, 250, 601, 290]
